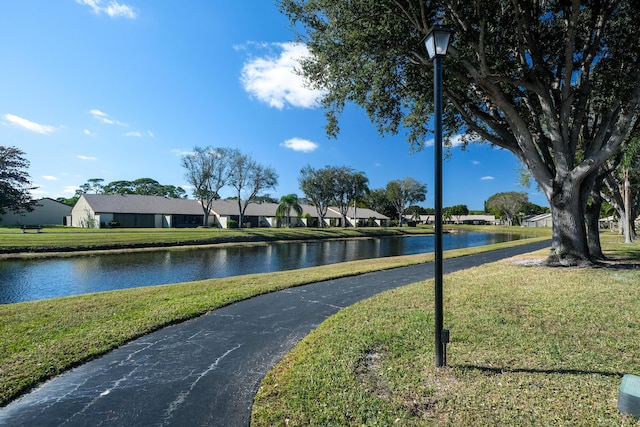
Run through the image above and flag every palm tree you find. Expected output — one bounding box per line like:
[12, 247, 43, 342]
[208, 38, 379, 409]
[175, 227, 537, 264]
[276, 194, 303, 228]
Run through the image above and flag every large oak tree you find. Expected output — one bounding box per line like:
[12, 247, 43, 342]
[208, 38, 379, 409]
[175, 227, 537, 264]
[281, 0, 640, 265]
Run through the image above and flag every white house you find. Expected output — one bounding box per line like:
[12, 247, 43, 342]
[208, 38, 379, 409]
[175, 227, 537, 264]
[0, 198, 72, 226]
[522, 213, 553, 227]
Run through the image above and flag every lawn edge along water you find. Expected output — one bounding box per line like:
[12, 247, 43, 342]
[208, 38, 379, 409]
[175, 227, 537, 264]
[0, 233, 549, 406]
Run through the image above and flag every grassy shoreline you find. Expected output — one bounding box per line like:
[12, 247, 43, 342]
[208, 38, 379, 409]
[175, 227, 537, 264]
[0, 226, 437, 256]
[0, 227, 548, 406]
[251, 233, 640, 425]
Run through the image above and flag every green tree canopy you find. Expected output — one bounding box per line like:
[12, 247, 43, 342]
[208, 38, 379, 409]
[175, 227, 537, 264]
[0, 146, 36, 216]
[385, 177, 427, 226]
[276, 193, 304, 227]
[281, 0, 640, 265]
[486, 191, 528, 226]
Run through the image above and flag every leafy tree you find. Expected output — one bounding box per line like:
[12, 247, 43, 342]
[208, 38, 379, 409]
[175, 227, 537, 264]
[79, 178, 104, 195]
[181, 147, 234, 226]
[280, 1, 640, 265]
[276, 193, 303, 227]
[299, 165, 338, 227]
[486, 192, 528, 226]
[103, 178, 187, 198]
[228, 151, 278, 227]
[331, 168, 368, 227]
[103, 180, 135, 195]
[0, 146, 37, 216]
[447, 204, 469, 223]
[385, 177, 427, 226]
[363, 188, 394, 219]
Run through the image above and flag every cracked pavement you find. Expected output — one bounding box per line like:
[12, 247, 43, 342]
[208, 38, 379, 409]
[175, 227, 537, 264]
[0, 240, 549, 426]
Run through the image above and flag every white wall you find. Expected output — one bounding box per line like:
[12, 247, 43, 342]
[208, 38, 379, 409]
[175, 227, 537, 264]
[0, 198, 71, 225]
[70, 196, 99, 228]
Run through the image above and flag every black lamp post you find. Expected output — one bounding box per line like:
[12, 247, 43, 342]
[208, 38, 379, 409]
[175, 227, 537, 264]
[425, 25, 453, 368]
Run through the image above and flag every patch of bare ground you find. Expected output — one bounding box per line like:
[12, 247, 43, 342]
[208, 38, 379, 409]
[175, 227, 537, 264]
[354, 347, 459, 420]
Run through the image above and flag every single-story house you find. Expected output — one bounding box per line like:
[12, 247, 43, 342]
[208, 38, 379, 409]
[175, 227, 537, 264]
[208, 200, 392, 228]
[70, 194, 208, 228]
[522, 213, 553, 227]
[69, 194, 390, 229]
[0, 198, 72, 226]
[332, 206, 390, 227]
[407, 214, 499, 225]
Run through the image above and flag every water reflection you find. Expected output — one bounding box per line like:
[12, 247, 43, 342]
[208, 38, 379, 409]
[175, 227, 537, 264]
[0, 232, 525, 304]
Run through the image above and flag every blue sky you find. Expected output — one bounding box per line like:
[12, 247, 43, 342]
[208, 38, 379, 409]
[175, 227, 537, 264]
[0, 1, 547, 211]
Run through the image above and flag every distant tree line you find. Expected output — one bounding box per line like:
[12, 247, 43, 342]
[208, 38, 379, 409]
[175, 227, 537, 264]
[57, 177, 187, 206]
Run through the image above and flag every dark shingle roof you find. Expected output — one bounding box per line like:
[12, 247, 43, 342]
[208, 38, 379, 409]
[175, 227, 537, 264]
[82, 194, 203, 215]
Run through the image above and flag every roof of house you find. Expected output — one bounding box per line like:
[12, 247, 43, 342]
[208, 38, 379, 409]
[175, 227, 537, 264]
[77, 195, 388, 220]
[80, 194, 204, 215]
[210, 200, 346, 219]
[331, 206, 390, 220]
[523, 213, 552, 222]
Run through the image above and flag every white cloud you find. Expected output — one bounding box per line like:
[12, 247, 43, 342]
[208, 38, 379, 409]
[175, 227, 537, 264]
[281, 137, 318, 153]
[77, 155, 97, 161]
[89, 109, 127, 126]
[425, 134, 476, 148]
[42, 175, 59, 181]
[481, 176, 495, 180]
[76, 0, 136, 19]
[472, 160, 480, 165]
[124, 130, 153, 138]
[449, 134, 468, 147]
[105, 2, 136, 18]
[4, 114, 55, 134]
[240, 42, 324, 109]
[83, 129, 96, 136]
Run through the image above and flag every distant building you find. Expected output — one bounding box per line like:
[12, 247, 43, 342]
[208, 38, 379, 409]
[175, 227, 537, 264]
[0, 198, 71, 225]
[522, 213, 553, 227]
[407, 214, 498, 225]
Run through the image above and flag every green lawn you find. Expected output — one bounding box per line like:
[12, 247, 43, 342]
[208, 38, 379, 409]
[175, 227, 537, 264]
[0, 228, 548, 406]
[251, 233, 640, 426]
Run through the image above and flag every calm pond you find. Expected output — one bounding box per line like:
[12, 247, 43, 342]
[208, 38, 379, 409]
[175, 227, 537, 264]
[0, 232, 527, 304]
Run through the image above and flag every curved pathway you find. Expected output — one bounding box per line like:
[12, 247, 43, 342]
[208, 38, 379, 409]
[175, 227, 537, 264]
[0, 241, 549, 426]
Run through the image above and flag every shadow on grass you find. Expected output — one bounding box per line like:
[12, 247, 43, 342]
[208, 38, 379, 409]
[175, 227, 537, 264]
[457, 364, 625, 378]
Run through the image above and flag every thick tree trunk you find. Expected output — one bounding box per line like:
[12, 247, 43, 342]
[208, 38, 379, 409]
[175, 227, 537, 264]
[585, 195, 605, 261]
[546, 179, 593, 266]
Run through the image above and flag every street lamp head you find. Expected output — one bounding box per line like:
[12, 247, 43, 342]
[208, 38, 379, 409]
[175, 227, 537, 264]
[425, 26, 453, 60]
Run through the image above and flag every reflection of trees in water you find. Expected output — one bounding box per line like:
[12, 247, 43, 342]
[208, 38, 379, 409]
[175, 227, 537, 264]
[2, 233, 526, 303]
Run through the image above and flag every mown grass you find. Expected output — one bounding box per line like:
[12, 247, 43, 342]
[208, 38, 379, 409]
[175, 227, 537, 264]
[251, 233, 640, 426]
[0, 232, 548, 406]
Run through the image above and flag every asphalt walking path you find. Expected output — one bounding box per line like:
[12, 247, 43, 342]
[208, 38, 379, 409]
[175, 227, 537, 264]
[0, 240, 550, 427]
